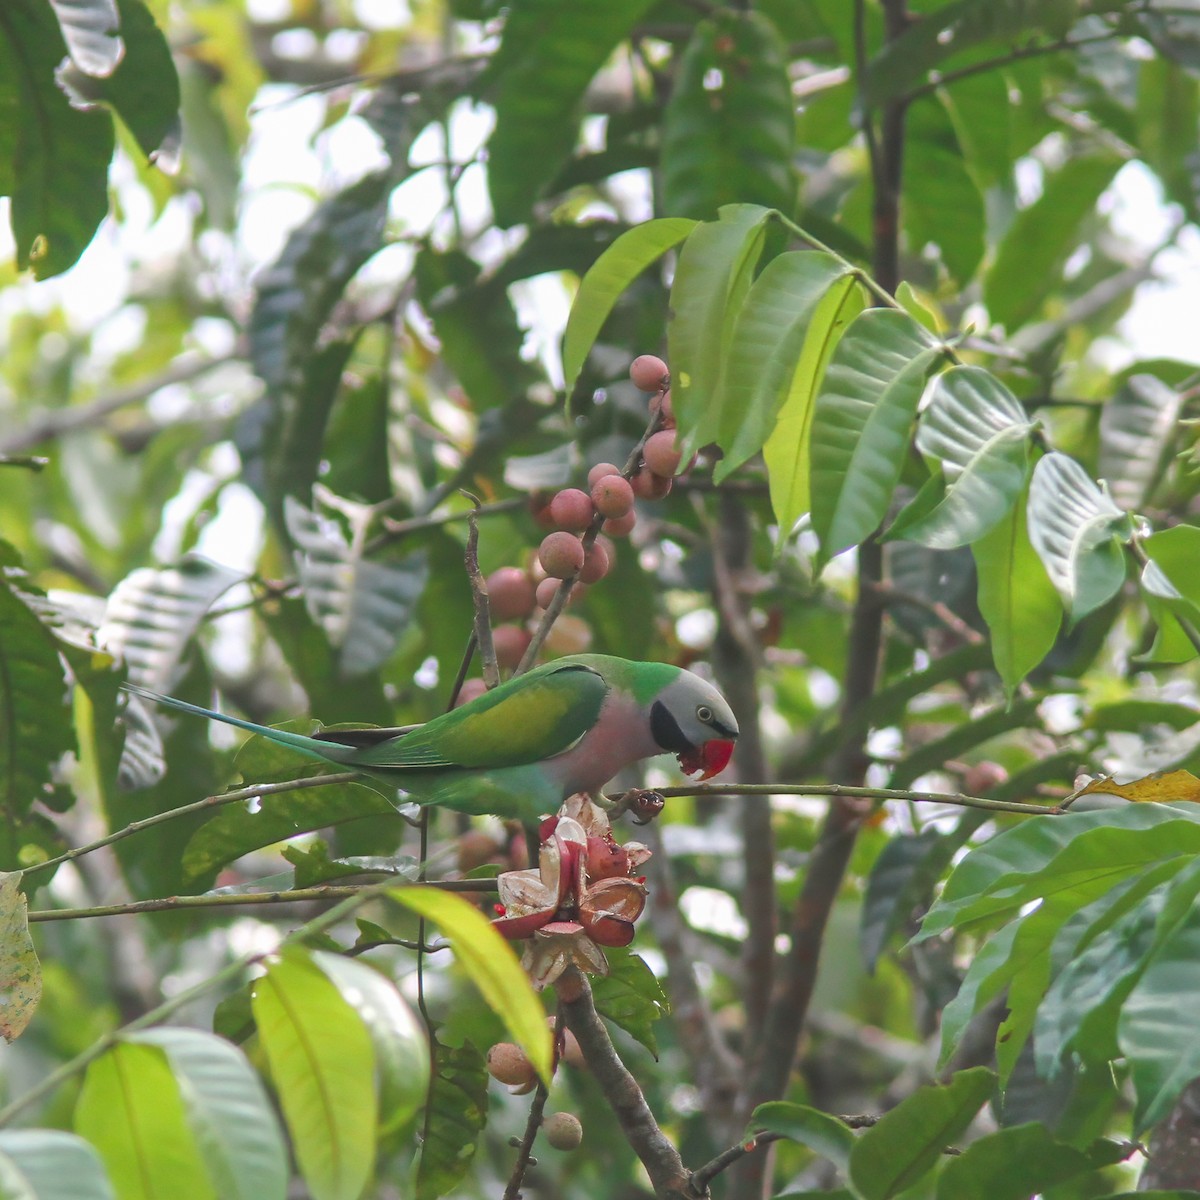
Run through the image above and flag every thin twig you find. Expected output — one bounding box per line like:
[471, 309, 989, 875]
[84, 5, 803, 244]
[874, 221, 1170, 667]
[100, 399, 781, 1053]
[0, 351, 239, 455]
[463, 494, 500, 688]
[364, 495, 527, 555]
[610, 781, 1060, 817]
[23, 772, 361, 881]
[26, 878, 497, 922]
[503, 1079, 552, 1199]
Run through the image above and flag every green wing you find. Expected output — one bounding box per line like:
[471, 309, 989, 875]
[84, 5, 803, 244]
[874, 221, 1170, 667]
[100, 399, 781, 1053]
[349, 661, 608, 772]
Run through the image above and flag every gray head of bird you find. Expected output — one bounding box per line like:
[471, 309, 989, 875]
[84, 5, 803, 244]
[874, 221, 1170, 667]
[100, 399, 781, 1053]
[649, 669, 739, 780]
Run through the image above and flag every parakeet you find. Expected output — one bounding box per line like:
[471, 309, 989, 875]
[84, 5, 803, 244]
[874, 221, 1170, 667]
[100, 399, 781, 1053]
[124, 654, 738, 823]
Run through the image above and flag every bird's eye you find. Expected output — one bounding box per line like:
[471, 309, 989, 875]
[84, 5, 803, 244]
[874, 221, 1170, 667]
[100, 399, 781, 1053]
[697, 705, 713, 723]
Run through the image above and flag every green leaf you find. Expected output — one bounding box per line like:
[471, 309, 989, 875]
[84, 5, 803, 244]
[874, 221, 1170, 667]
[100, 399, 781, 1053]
[917, 805, 1200, 943]
[0, 873, 39, 1043]
[865, 0, 1081, 107]
[935, 1124, 1126, 1200]
[1027, 452, 1131, 620]
[710, 251, 852, 482]
[809, 308, 944, 567]
[389, 887, 553, 1082]
[860, 827, 959, 972]
[484, 0, 656, 226]
[562, 218, 697, 393]
[47, 0, 121, 75]
[0, 1131, 115, 1200]
[310, 952, 430, 1137]
[98, 555, 245, 692]
[1099, 373, 1185, 510]
[1119, 906, 1200, 1132]
[181, 769, 393, 891]
[0, 574, 75, 824]
[848, 1068, 995, 1200]
[589, 948, 669, 1057]
[662, 11, 796, 220]
[747, 1102, 855, 1172]
[984, 154, 1122, 330]
[1035, 860, 1200, 1076]
[1141, 529, 1200, 664]
[903, 94, 985, 283]
[414, 247, 540, 412]
[764, 274, 865, 537]
[252, 949, 377, 1200]
[75, 1041, 217, 1200]
[0, 2, 114, 277]
[668, 205, 774, 454]
[415, 1038, 488, 1200]
[972, 482, 1061, 695]
[57, 0, 181, 165]
[284, 495, 429, 678]
[129, 1029, 287, 1200]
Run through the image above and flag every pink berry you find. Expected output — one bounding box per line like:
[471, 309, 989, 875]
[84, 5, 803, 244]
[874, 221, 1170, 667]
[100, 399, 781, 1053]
[536, 578, 585, 609]
[487, 1043, 537, 1088]
[487, 567, 536, 622]
[587, 462, 622, 487]
[653, 389, 674, 427]
[643, 430, 682, 478]
[630, 354, 669, 393]
[632, 467, 672, 500]
[590, 474, 634, 519]
[544, 614, 593, 655]
[538, 532, 585, 579]
[602, 510, 637, 538]
[492, 625, 532, 670]
[529, 491, 557, 530]
[549, 488, 594, 533]
[578, 539, 610, 585]
[454, 678, 489, 707]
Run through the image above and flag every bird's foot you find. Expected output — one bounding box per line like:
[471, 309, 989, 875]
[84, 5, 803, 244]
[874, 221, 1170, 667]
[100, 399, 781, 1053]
[599, 788, 665, 825]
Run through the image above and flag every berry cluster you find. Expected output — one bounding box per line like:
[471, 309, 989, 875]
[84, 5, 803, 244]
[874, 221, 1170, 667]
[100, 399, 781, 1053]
[458, 354, 684, 692]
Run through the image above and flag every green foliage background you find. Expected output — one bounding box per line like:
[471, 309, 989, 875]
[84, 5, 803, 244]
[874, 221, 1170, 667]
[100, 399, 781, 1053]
[4, 0, 1200, 1197]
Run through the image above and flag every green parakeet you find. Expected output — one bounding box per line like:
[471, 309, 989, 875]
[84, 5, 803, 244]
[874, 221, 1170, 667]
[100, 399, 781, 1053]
[125, 654, 738, 823]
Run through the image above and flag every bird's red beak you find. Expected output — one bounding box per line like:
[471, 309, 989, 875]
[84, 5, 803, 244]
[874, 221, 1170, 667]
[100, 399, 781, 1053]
[678, 738, 735, 781]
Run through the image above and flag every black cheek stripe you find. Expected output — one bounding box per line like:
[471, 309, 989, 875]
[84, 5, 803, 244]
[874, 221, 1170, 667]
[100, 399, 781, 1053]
[650, 700, 693, 754]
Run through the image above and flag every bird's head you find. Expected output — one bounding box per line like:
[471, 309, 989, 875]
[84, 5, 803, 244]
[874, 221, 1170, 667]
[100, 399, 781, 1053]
[650, 670, 739, 781]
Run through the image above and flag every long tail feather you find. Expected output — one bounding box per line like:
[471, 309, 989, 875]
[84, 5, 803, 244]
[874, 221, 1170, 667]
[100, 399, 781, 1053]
[121, 683, 359, 765]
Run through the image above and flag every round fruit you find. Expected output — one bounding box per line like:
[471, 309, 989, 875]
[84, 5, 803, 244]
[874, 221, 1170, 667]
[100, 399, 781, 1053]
[487, 567, 536, 622]
[547, 1017, 587, 1070]
[528, 491, 556, 530]
[492, 624, 532, 670]
[631, 467, 672, 500]
[487, 1042, 537, 1088]
[653, 388, 674, 426]
[643, 430, 682, 478]
[578, 539, 610, 584]
[590, 474, 634, 519]
[543, 1111, 583, 1151]
[629, 354, 669, 393]
[602, 509, 637, 537]
[538, 532, 586, 579]
[549, 488, 594, 533]
[536, 577, 585, 609]
[587, 461, 622, 487]
[543, 613, 593, 655]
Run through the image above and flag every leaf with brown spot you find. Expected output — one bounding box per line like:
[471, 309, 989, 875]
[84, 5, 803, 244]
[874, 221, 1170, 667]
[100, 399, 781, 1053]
[0, 871, 41, 1042]
[1077, 769, 1200, 805]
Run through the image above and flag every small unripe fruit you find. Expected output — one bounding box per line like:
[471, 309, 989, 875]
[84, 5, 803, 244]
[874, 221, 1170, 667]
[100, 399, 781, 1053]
[643, 430, 682, 478]
[602, 509, 637, 537]
[590, 474, 634, 519]
[549, 488, 594, 533]
[487, 567, 536, 622]
[630, 354, 669, 393]
[543, 1111, 583, 1151]
[632, 467, 672, 500]
[578, 539, 610, 585]
[487, 1042, 537, 1088]
[538, 532, 585, 579]
[587, 461, 622, 487]
[492, 624, 532, 670]
[454, 678, 489, 706]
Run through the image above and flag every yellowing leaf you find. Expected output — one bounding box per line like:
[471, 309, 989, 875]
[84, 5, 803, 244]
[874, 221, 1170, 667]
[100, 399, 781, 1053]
[1077, 769, 1200, 805]
[0, 871, 40, 1042]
